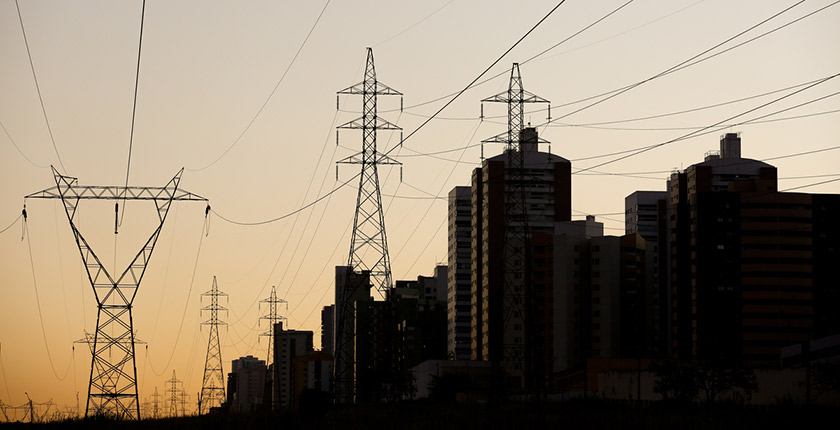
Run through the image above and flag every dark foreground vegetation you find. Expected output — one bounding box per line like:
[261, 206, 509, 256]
[2, 398, 838, 430]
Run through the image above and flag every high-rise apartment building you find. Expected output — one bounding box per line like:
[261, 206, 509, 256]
[469, 127, 571, 386]
[273, 322, 313, 410]
[625, 191, 668, 357]
[448, 185, 473, 360]
[669, 133, 840, 366]
[228, 355, 266, 413]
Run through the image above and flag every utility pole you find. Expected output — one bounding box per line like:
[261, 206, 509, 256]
[481, 64, 550, 392]
[259, 286, 287, 366]
[199, 276, 227, 414]
[25, 167, 207, 419]
[333, 47, 403, 405]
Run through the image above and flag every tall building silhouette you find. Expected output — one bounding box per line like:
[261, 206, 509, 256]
[448, 186, 472, 360]
[669, 133, 840, 366]
[468, 127, 571, 387]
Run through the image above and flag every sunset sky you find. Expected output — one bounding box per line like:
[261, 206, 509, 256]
[1, 0, 838, 416]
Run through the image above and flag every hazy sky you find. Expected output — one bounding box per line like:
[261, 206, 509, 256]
[1, 0, 838, 416]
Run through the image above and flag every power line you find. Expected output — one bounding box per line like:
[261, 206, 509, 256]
[575, 74, 840, 173]
[372, 0, 454, 47]
[23, 221, 73, 382]
[383, 0, 636, 116]
[0, 120, 48, 169]
[555, 108, 840, 131]
[394, 0, 568, 149]
[145, 217, 207, 377]
[539, 0, 810, 129]
[188, 0, 332, 172]
[14, 0, 67, 174]
[120, 0, 147, 227]
[211, 172, 359, 226]
[547, 75, 835, 128]
[0, 213, 22, 235]
[781, 177, 840, 192]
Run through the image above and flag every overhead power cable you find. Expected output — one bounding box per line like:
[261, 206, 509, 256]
[372, 0, 454, 47]
[381, 0, 636, 116]
[119, 0, 147, 227]
[211, 172, 359, 226]
[547, 76, 835, 128]
[539, 0, 812, 129]
[782, 177, 840, 192]
[23, 221, 73, 381]
[188, 0, 332, 172]
[14, 0, 67, 174]
[145, 218, 206, 377]
[0, 213, 23, 235]
[0, 120, 48, 168]
[394, 0, 568, 149]
[574, 77, 840, 172]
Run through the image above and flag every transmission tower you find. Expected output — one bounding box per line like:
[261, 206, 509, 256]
[259, 286, 287, 365]
[177, 391, 190, 417]
[149, 387, 161, 419]
[165, 370, 181, 418]
[481, 63, 550, 390]
[336, 47, 403, 298]
[333, 47, 402, 404]
[199, 276, 227, 414]
[25, 167, 207, 420]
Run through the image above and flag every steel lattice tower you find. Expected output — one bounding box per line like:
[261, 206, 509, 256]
[333, 48, 402, 404]
[259, 286, 287, 365]
[25, 167, 207, 419]
[336, 47, 402, 297]
[198, 276, 227, 414]
[149, 387, 161, 419]
[165, 370, 181, 418]
[481, 64, 549, 390]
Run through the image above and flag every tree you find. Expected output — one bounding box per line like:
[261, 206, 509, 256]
[650, 360, 699, 403]
[695, 362, 758, 403]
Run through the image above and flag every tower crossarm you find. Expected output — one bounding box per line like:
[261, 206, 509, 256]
[337, 80, 402, 96]
[337, 116, 402, 131]
[337, 152, 402, 166]
[481, 130, 550, 145]
[481, 89, 549, 105]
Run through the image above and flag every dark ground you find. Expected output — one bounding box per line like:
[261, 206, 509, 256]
[1, 399, 835, 429]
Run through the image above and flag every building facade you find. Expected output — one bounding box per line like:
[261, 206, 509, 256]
[273, 322, 313, 410]
[448, 186, 473, 360]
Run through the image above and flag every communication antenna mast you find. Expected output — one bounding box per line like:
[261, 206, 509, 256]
[25, 167, 207, 420]
[481, 63, 550, 390]
[199, 276, 227, 414]
[259, 286, 287, 365]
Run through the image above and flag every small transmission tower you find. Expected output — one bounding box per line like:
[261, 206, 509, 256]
[199, 276, 227, 414]
[149, 387, 161, 419]
[481, 63, 550, 390]
[165, 370, 181, 418]
[25, 167, 207, 420]
[259, 286, 287, 365]
[336, 47, 403, 298]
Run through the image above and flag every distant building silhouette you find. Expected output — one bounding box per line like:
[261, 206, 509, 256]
[625, 190, 669, 357]
[227, 355, 266, 413]
[321, 305, 335, 356]
[273, 322, 313, 410]
[448, 186, 473, 360]
[668, 133, 840, 366]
